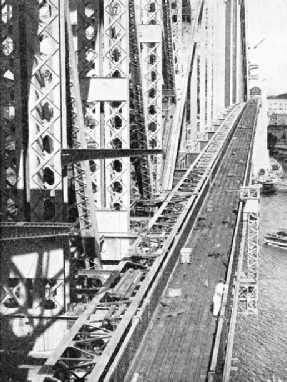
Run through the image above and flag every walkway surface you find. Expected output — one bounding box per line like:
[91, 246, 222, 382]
[125, 102, 257, 382]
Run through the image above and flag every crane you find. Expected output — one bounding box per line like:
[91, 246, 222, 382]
[253, 37, 266, 49]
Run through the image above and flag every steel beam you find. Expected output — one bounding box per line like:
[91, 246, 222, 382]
[170, 0, 182, 82]
[136, 0, 163, 195]
[0, 1, 26, 222]
[199, 2, 207, 132]
[24, 0, 65, 222]
[0, 222, 71, 241]
[66, 5, 101, 263]
[62, 149, 163, 165]
[162, 0, 176, 91]
[103, 0, 130, 212]
[216, 0, 226, 114]
[206, 0, 214, 126]
[161, 0, 204, 190]
[129, 0, 152, 201]
[238, 186, 260, 315]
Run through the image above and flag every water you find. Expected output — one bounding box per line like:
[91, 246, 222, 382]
[231, 192, 287, 382]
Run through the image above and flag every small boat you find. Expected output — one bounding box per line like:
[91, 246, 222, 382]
[276, 182, 287, 193]
[261, 180, 276, 195]
[264, 230, 287, 249]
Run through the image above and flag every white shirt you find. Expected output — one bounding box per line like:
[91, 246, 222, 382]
[214, 282, 225, 296]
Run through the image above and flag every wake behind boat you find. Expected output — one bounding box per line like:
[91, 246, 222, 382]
[264, 230, 287, 249]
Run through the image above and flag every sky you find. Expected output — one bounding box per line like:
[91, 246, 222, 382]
[246, 0, 287, 95]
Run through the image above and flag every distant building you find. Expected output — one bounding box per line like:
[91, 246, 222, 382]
[267, 93, 287, 115]
[268, 113, 287, 126]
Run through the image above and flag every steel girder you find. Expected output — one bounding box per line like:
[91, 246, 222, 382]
[238, 186, 260, 315]
[61, 148, 163, 165]
[162, 0, 176, 91]
[139, 0, 163, 195]
[25, 0, 65, 222]
[66, 6, 101, 261]
[0, 1, 25, 221]
[129, 0, 152, 201]
[72, 1, 130, 211]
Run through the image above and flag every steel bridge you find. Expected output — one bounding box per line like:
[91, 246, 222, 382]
[0, 1, 262, 381]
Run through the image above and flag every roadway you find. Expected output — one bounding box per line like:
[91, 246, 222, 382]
[125, 100, 259, 382]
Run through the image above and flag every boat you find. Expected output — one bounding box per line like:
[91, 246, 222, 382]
[260, 180, 276, 195]
[264, 230, 287, 249]
[276, 182, 287, 193]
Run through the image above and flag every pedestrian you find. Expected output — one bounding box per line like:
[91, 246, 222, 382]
[212, 279, 225, 317]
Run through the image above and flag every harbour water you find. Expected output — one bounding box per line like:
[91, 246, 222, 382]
[231, 191, 287, 381]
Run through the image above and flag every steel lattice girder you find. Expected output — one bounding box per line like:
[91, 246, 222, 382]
[140, 0, 163, 195]
[0, 222, 71, 240]
[74, 1, 102, 207]
[162, 0, 176, 90]
[66, 7, 101, 261]
[247, 211, 259, 281]
[25, 0, 65, 222]
[170, 0, 182, 78]
[0, 1, 25, 221]
[73, 1, 131, 211]
[129, 0, 152, 200]
[238, 282, 258, 314]
[103, 0, 130, 211]
[239, 188, 260, 315]
[240, 185, 260, 200]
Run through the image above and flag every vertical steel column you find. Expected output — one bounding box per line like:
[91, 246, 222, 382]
[103, 1, 130, 211]
[232, 0, 238, 104]
[217, 0, 226, 114]
[199, 3, 206, 132]
[66, 5, 101, 261]
[25, 0, 64, 222]
[206, 0, 214, 126]
[212, 0, 219, 119]
[74, 1, 102, 209]
[236, 0, 242, 103]
[190, 46, 198, 148]
[240, 0, 248, 101]
[162, 0, 176, 92]
[140, 0, 163, 194]
[72, 1, 130, 216]
[170, 0, 182, 87]
[238, 0, 247, 102]
[129, 0, 152, 203]
[0, 1, 25, 221]
[247, 211, 259, 283]
[238, 187, 260, 315]
[225, 0, 233, 107]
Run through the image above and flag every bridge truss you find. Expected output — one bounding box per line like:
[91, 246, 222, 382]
[0, 1, 250, 381]
[238, 185, 260, 315]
